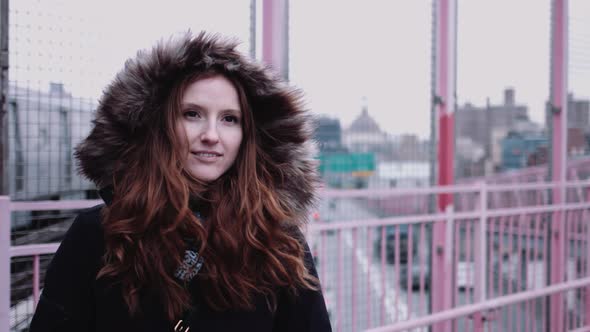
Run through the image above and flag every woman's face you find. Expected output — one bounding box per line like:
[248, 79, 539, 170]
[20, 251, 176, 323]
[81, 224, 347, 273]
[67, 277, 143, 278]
[176, 74, 244, 182]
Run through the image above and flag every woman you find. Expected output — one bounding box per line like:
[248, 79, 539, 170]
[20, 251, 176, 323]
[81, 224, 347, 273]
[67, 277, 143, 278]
[29, 32, 331, 332]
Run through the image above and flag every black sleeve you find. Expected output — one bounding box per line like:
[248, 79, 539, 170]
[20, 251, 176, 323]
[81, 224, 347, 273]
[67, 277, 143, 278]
[272, 234, 332, 332]
[29, 207, 104, 332]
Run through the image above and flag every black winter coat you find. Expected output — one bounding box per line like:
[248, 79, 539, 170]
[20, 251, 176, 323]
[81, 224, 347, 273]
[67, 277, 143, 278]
[29, 205, 332, 331]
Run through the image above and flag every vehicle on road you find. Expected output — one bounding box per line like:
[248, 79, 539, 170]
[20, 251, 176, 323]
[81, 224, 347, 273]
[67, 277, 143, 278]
[374, 224, 432, 290]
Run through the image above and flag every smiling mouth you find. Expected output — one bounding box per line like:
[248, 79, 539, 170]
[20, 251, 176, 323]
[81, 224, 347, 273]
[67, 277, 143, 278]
[191, 151, 223, 162]
[192, 152, 221, 157]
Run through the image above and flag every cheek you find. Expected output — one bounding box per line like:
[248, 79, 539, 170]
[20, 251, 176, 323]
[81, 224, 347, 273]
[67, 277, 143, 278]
[233, 130, 244, 153]
[174, 121, 190, 151]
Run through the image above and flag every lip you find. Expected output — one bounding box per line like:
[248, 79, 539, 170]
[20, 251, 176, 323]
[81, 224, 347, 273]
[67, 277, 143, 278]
[192, 150, 223, 156]
[191, 150, 223, 163]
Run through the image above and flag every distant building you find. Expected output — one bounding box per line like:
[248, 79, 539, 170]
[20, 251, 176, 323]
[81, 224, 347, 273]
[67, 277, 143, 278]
[314, 115, 346, 153]
[528, 146, 548, 166]
[567, 94, 590, 130]
[7, 83, 96, 200]
[456, 88, 529, 158]
[545, 93, 590, 157]
[456, 137, 486, 177]
[394, 134, 429, 161]
[342, 102, 388, 153]
[501, 132, 548, 170]
[568, 127, 587, 157]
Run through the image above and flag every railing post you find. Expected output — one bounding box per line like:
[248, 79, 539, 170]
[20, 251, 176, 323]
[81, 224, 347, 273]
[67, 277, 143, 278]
[0, 196, 10, 332]
[472, 182, 487, 331]
[261, 0, 289, 80]
[586, 184, 590, 326]
[432, 0, 457, 331]
[444, 205, 455, 308]
[32, 255, 40, 306]
[549, 0, 568, 331]
[476, 182, 487, 303]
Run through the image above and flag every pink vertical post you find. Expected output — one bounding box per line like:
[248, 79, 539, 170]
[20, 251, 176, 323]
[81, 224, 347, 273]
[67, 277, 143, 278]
[586, 186, 590, 326]
[446, 207, 456, 332]
[506, 215, 513, 330]
[432, 2, 457, 332]
[517, 214, 526, 332]
[262, 0, 289, 80]
[474, 182, 487, 331]
[337, 230, 343, 332]
[577, 213, 583, 329]
[380, 227, 386, 325]
[352, 228, 357, 331]
[533, 177, 545, 332]
[419, 223, 427, 316]
[488, 218, 494, 299]
[466, 220, 472, 303]
[406, 225, 413, 318]
[394, 225, 401, 322]
[465, 220, 473, 304]
[0, 197, 9, 332]
[549, 0, 568, 331]
[321, 232, 326, 287]
[367, 228, 372, 328]
[33, 255, 40, 305]
[566, 213, 573, 330]
[453, 221, 460, 307]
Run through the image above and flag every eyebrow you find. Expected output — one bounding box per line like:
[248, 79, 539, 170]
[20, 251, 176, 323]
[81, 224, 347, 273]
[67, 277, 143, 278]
[181, 102, 241, 114]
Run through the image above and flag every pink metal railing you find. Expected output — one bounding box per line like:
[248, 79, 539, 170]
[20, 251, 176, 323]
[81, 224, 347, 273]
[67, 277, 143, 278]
[365, 277, 590, 332]
[1, 181, 590, 332]
[309, 180, 590, 331]
[0, 198, 101, 331]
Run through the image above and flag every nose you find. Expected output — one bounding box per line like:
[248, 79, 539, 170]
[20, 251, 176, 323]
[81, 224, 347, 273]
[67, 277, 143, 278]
[200, 121, 219, 144]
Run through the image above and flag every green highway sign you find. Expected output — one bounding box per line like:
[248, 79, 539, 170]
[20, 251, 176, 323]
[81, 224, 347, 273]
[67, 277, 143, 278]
[318, 153, 376, 174]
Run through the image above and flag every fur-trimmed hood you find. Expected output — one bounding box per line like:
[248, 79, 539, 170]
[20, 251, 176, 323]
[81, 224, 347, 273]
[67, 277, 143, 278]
[75, 32, 319, 220]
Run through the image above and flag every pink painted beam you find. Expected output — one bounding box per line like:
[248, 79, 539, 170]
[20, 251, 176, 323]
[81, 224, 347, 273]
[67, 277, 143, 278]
[352, 228, 357, 331]
[0, 197, 10, 332]
[380, 226, 386, 325]
[319, 180, 590, 200]
[418, 223, 427, 317]
[406, 225, 413, 319]
[394, 225, 401, 322]
[586, 187, 590, 326]
[366, 228, 372, 328]
[336, 230, 342, 332]
[33, 255, 40, 306]
[10, 243, 60, 257]
[10, 199, 102, 212]
[262, 0, 289, 79]
[549, 0, 569, 331]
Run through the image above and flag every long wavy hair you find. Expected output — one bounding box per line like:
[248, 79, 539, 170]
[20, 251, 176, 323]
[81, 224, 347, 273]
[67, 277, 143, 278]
[97, 70, 318, 321]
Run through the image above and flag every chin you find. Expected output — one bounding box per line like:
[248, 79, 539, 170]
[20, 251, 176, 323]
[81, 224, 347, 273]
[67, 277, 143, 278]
[187, 165, 232, 183]
[193, 175, 220, 183]
[189, 171, 223, 183]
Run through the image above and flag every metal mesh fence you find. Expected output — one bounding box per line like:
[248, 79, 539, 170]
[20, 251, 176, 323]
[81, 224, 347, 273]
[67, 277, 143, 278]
[5, 0, 252, 202]
[7, 0, 101, 201]
[290, 1, 433, 192]
[10, 254, 53, 330]
[456, 0, 552, 181]
[568, 0, 590, 167]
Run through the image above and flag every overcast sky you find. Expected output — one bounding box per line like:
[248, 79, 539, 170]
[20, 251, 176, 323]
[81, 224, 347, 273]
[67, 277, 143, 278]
[9, 0, 590, 139]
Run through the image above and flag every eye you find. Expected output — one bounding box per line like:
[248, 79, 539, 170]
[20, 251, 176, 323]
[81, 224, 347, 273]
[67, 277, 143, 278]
[183, 110, 200, 119]
[223, 115, 240, 124]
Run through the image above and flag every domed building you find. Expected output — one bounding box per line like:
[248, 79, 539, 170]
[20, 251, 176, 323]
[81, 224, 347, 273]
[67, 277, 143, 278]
[342, 101, 388, 153]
